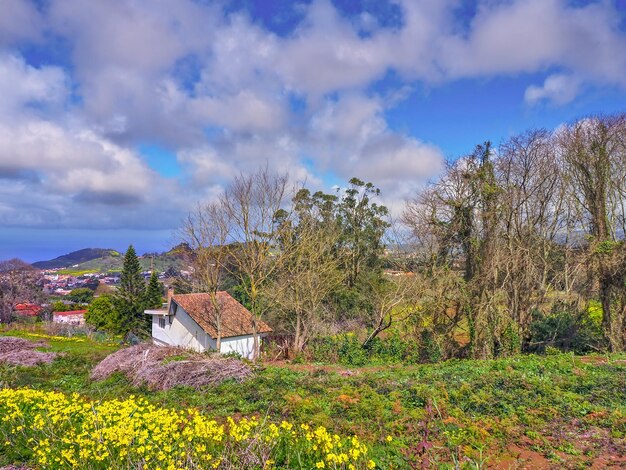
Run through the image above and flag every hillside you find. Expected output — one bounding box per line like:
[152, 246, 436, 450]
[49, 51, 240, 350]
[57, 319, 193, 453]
[32, 248, 120, 269]
[35, 246, 189, 274]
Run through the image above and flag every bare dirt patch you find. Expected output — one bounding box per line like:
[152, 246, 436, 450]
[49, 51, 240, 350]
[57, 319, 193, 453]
[0, 337, 57, 366]
[90, 343, 254, 390]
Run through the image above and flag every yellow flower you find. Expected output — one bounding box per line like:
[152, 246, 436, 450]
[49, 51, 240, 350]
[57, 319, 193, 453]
[0, 387, 375, 469]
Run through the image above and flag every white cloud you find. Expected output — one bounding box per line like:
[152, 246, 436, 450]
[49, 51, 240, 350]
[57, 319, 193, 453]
[0, 54, 67, 116]
[524, 73, 581, 105]
[438, 0, 626, 89]
[1, 0, 626, 232]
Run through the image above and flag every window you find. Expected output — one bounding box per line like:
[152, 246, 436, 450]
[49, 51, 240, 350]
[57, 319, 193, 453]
[158, 317, 166, 329]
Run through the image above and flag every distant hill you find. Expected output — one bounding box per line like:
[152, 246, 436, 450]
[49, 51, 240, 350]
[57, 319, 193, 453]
[34, 246, 188, 275]
[33, 248, 120, 269]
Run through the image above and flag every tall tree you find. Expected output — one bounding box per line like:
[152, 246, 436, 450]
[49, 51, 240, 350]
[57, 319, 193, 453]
[337, 178, 390, 288]
[269, 189, 344, 354]
[560, 114, 626, 351]
[404, 143, 506, 358]
[496, 130, 569, 344]
[181, 201, 230, 351]
[219, 167, 291, 359]
[144, 271, 164, 310]
[114, 245, 149, 335]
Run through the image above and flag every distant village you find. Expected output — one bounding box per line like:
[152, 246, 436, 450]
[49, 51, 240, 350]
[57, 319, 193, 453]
[10, 263, 191, 327]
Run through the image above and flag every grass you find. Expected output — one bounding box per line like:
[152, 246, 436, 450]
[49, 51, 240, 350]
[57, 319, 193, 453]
[1, 326, 625, 468]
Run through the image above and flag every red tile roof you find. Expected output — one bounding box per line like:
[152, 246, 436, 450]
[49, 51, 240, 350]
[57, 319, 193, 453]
[171, 292, 272, 339]
[14, 303, 43, 316]
[53, 310, 87, 316]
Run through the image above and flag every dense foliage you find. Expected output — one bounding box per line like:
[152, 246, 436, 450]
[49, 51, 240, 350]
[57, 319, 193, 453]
[83, 246, 163, 335]
[67, 287, 95, 304]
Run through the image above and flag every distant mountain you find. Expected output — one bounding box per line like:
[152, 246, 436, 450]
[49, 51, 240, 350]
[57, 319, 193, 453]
[33, 246, 188, 274]
[33, 248, 120, 269]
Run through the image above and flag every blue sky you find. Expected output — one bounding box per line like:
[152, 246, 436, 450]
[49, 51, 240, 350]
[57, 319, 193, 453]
[0, 0, 625, 262]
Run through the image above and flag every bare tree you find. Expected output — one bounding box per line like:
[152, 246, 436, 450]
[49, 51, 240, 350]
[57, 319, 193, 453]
[0, 259, 42, 323]
[181, 202, 230, 351]
[219, 167, 291, 359]
[496, 130, 569, 340]
[361, 273, 421, 349]
[559, 114, 626, 351]
[268, 208, 344, 354]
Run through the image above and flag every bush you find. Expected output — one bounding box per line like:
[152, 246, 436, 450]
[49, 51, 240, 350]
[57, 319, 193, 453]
[308, 330, 440, 366]
[418, 329, 443, 363]
[526, 302, 606, 354]
[67, 288, 95, 304]
[50, 300, 71, 312]
[85, 296, 120, 333]
[308, 334, 368, 366]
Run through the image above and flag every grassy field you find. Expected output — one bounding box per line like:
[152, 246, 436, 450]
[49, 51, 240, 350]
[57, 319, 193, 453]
[1, 326, 625, 468]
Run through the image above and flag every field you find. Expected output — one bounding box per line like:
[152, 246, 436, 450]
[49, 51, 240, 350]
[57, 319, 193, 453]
[1, 327, 625, 469]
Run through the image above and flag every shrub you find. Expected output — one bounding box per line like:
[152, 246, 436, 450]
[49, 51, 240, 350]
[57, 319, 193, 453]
[67, 288, 95, 304]
[526, 302, 606, 354]
[418, 329, 443, 363]
[308, 331, 437, 366]
[85, 296, 120, 333]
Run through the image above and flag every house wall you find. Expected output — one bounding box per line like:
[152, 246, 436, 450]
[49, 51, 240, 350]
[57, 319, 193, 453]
[53, 314, 85, 326]
[149, 303, 262, 359]
[151, 306, 216, 353]
[220, 335, 257, 359]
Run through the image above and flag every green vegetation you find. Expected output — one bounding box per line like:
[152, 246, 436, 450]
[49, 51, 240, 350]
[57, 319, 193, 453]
[66, 287, 95, 304]
[0, 328, 624, 468]
[82, 246, 163, 335]
[144, 271, 164, 309]
[85, 295, 119, 333]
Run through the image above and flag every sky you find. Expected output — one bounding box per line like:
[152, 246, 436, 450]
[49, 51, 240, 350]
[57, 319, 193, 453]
[1, 0, 626, 262]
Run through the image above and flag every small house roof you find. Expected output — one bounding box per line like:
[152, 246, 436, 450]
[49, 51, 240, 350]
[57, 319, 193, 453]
[53, 310, 87, 316]
[171, 292, 272, 340]
[13, 303, 42, 316]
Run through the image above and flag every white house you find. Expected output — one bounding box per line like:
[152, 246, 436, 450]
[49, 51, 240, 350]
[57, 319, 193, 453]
[144, 291, 272, 360]
[52, 310, 86, 326]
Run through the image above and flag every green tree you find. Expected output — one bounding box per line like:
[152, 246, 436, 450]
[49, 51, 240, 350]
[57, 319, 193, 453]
[337, 178, 390, 288]
[114, 245, 149, 335]
[50, 300, 70, 312]
[144, 271, 163, 309]
[85, 295, 119, 332]
[67, 288, 95, 304]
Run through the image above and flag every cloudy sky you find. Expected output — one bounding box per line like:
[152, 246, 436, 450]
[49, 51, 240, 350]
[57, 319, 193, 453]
[1, 0, 626, 262]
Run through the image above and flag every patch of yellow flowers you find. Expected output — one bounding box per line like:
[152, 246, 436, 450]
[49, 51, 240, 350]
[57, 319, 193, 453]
[0, 388, 377, 469]
[20, 332, 86, 343]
